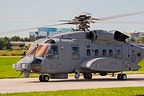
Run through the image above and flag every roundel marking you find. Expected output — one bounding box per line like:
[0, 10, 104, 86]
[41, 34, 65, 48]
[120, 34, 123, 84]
[131, 54, 136, 62]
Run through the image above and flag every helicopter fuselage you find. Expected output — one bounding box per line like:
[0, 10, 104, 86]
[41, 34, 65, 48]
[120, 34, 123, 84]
[13, 30, 144, 81]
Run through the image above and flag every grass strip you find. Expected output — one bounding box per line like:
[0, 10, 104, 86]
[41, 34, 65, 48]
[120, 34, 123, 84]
[0, 87, 144, 96]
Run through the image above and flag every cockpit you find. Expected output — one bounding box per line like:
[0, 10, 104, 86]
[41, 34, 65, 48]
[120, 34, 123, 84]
[26, 44, 58, 59]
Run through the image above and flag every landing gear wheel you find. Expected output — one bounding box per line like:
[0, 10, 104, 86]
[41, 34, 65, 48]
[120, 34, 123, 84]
[117, 73, 127, 80]
[44, 75, 49, 82]
[83, 73, 92, 79]
[121, 74, 127, 80]
[117, 74, 122, 80]
[39, 75, 49, 82]
[39, 75, 44, 82]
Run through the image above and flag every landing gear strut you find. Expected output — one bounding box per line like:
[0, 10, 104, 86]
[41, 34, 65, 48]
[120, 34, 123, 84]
[83, 73, 92, 79]
[73, 69, 80, 79]
[117, 73, 127, 80]
[39, 75, 49, 82]
[75, 72, 80, 79]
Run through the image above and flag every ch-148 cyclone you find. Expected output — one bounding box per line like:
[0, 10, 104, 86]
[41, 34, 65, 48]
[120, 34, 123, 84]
[13, 12, 144, 82]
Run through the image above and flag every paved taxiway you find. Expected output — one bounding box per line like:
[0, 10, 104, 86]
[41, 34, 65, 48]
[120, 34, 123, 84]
[0, 74, 144, 94]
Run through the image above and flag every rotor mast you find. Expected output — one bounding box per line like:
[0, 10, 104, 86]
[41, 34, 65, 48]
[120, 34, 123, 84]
[74, 13, 98, 31]
[60, 12, 98, 31]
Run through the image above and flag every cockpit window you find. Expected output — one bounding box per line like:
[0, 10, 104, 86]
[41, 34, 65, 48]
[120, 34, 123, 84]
[47, 45, 58, 59]
[45, 39, 56, 44]
[34, 45, 48, 57]
[26, 44, 58, 58]
[26, 45, 38, 56]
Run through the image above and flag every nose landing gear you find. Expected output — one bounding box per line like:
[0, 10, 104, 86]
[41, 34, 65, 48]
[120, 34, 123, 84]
[39, 75, 49, 82]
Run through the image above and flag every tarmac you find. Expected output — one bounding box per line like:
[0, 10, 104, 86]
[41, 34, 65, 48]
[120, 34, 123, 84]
[0, 74, 144, 94]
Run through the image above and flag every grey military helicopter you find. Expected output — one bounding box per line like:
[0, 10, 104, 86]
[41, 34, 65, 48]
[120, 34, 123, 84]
[13, 12, 144, 82]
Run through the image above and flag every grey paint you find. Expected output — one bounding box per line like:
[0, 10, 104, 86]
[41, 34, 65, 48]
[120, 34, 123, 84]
[13, 30, 144, 79]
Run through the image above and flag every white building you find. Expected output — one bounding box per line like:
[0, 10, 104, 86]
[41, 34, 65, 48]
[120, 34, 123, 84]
[130, 30, 144, 40]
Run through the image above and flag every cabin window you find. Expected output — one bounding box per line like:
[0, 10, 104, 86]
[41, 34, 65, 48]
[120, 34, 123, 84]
[109, 49, 113, 56]
[86, 45, 90, 48]
[117, 50, 121, 55]
[137, 53, 141, 57]
[116, 46, 122, 59]
[95, 49, 98, 56]
[45, 39, 55, 44]
[72, 46, 79, 59]
[102, 49, 107, 56]
[87, 49, 91, 56]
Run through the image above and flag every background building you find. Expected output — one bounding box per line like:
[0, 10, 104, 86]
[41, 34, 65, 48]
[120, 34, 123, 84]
[29, 27, 72, 40]
[128, 30, 144, 43]
[10, 41, 32, 49]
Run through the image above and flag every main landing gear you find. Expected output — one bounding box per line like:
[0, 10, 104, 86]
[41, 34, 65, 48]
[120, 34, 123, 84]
[117, 73, 127, 80]
[83, 73, 92, 79]
[39, 75, 49, 82]
[74, 70, 93, 79]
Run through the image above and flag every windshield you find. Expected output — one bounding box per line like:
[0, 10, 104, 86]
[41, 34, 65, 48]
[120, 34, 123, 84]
[26, 45, 38, 56]
[26, 44, 58, 58]
[34, 45, 48, 57]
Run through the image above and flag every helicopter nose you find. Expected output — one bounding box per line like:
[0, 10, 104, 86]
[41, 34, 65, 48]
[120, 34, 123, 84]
[30, 57, 43, 73]
[13, 56, 34, 78]
[13, 56, 43, 78]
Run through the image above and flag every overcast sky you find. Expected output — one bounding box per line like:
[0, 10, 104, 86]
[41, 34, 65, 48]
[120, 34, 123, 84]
[0, 0, 144, 37]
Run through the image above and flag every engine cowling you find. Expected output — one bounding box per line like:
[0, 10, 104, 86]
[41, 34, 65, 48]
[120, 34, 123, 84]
[114, 31, 129, 42]
[86, 30, 97, 40]
[86, 30, 129, 42]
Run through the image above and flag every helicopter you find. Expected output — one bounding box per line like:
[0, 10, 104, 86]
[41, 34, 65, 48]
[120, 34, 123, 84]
[13, 12, 144, 82]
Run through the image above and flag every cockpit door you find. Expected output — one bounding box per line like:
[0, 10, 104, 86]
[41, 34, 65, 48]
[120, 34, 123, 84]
[46, 45, 59, 73]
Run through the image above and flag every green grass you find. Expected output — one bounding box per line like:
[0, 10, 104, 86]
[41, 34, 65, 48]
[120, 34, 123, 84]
[0, 87, 144, 96]
[138, 60, 144, 71]
[0, 50, 27, 56]
[0, 56, 38, 78]
[0, 56, 21, 78]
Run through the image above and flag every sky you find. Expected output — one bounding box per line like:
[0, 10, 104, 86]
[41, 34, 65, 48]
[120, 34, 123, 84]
[0, 0, 144, 37]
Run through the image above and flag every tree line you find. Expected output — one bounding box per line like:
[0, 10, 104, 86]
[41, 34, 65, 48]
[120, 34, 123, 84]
[0, 36, 31, 50]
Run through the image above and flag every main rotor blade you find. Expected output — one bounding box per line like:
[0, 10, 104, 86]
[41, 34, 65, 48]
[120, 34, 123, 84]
[0, 23, 71, 34]
[98, 11, 144, 21]
[59, 20, 70, 22]
[77, 12, 92, 16]
[0, 27, 40, 33]
[1, 11, 144, 34]
[97, 21, 144, 24]
[43, 22, 77, 27]
[0, 17, 58, 23]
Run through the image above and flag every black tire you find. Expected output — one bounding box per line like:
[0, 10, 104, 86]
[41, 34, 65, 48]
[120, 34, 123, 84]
[117, 74, 127, 80]
[44, 75, 49, 82]
[121, 74, 127, 80]
[83, 73, 92, 79]
[87, 73, 92, 79]
[83, 73, 87, 79]
[39, 75, 44, 82]
[117, 74, 122, 80]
